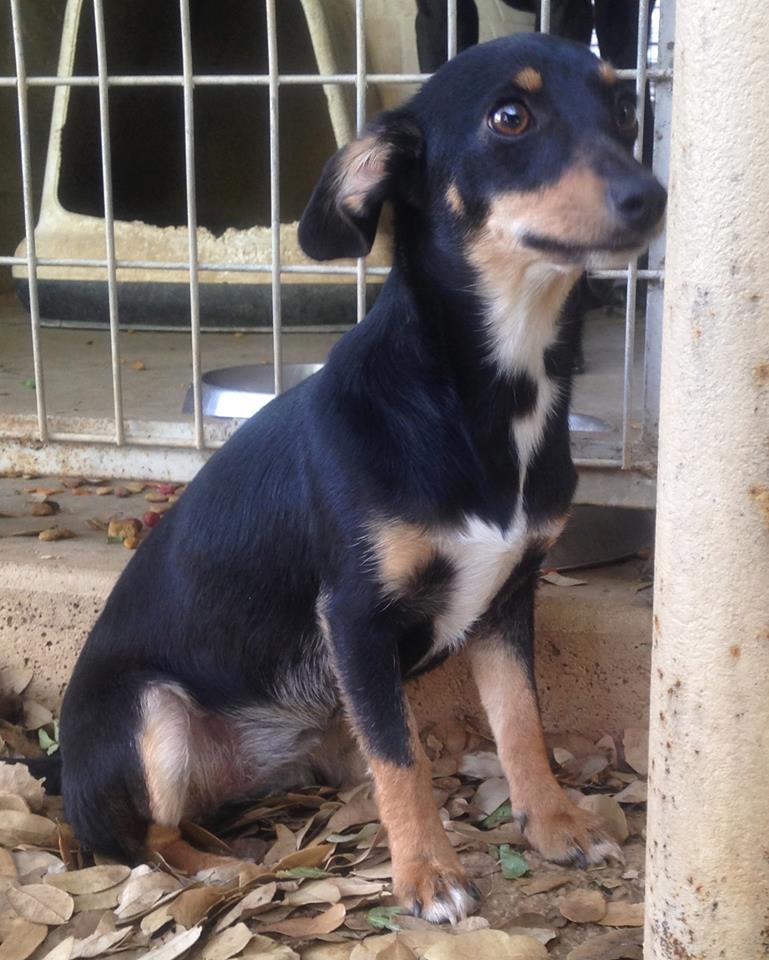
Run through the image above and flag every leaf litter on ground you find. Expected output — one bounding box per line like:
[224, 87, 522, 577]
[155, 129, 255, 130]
[0, 676, 649, 959]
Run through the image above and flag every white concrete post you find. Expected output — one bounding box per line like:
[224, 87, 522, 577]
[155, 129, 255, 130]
[645, 2, 769, 957]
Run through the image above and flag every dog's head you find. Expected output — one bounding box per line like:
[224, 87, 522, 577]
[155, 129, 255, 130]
[298, 33, 666, 273]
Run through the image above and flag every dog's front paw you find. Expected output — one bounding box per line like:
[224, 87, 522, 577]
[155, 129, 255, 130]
[395, 859, 481, 924]
[523, 798, 623, 868]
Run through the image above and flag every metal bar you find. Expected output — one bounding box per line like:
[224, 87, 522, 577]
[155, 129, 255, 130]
[92, 0, 124, 445]
[620, 0, 651, 468]
[540, 0, 551, 34]
[9, 0, 47, 442]
[178, 0, 204, 449]
[46, 430, 215, 449]
[355, 0, 367, 323]
[266, 0, 283, 393]
[0, 69, 675, 88]
[620, 260, 639, 468]
[447, 0, 458, 59]
[643, 0, 675, 439]
[0, 254, 664, 280]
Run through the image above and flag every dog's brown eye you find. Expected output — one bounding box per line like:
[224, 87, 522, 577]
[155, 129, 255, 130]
[616, 99, 637, 132]
[489, 102, 531, 137]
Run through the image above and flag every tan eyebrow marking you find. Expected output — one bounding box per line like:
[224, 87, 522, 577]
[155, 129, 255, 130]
[446, 182, 464, 215]
[598, 61, 618, 84]
[514, 67, 543, 92]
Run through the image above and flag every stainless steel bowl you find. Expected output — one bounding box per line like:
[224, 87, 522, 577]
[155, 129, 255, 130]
[182, 363, 324, 418]
[183, 363, 612, 436]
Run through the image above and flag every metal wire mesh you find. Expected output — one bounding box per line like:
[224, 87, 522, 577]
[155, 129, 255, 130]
[1, 0, 671, 482]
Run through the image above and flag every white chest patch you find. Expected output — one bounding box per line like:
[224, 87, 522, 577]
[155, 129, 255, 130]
[414, 511, 568, 663]
[428, 513, 528, 652]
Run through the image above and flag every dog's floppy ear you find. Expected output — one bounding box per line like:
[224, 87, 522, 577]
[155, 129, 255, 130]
[298, 111, 422, 261]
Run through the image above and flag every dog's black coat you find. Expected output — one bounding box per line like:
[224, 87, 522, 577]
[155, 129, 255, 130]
[55, 33, 665, 867]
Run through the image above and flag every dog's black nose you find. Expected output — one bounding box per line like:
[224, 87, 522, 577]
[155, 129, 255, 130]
[609, 175, 667, 233]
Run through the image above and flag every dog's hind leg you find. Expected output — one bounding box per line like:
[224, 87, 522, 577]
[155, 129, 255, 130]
[61, 674, 239, 872]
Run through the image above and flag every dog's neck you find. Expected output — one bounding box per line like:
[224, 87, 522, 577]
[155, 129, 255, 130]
[393, 224, 581, 413]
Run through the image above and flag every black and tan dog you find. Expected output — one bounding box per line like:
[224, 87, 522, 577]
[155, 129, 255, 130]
[47, 33, 665, 923]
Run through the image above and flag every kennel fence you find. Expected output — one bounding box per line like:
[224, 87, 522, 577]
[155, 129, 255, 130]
[0, 0, 673, 505]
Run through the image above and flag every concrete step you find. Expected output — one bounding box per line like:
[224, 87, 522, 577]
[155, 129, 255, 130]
[0, 475, 652, 737]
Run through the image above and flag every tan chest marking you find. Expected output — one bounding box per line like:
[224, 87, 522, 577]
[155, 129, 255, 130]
[370, 514, 566, 651]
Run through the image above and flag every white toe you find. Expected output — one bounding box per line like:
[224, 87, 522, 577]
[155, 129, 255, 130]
[419, 882, 479, 925]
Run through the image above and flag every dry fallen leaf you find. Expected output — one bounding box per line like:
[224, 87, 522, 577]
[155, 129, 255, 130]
[560, 753, 611, 786]
[0, 668, 33, 695]
[0, 794, 31, 813]
[325, 786, 380, 837]
[576, 795, 629, 844]
[283, 879, 341, 906]
[115, 868, 181, 920]
[46, 864, 131, 895]
[263, 824, 297, 866]
[0, 764, 46, 813]
[22, 701, 54, 731]
[0, 918, 48, 960]
[623, 729, 648, 776]
[168, 885, 233, 928]
[200, 922, 252, 960]
[517, 873, 573, 896]
[472, 778, 509, 816]
[595, 734, 618, 768]
[0, 848, 16, 879]
[328, 877, 384, 898]
[504, 926, 556, 947]
[141, 903, 174, 937]
[377, 942, 417, 960]
[540, 572, 587, 587]
[38, 527, 76, 542]
[613, 780, 647, 805]
[37, 935, 75, 960]
[352, 862, 393, 881]
[457, 752, 503, 779]
[566, 929, 643, 960]
[72, 887, 124, 912]
[259, 902, 346, 937]
[6, 883, 74, 925]
[142, 925, 202, 960]
[71, 926, 130, 958]
[274, 844, 334, 872]
[598, 901, 644, 927]
[0, 811, 58, 847]
[422, 929, 547, 960]
[241, 934, 299, 959]
[559, 888, 607, 923]
[350, 933, 448, 960]
[13, 850, 65, 885]
[214, 882, 277, 932]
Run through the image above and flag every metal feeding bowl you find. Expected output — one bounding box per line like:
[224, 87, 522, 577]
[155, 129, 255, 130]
[183, 363, 612, 435]
[182, 363, 324, 419]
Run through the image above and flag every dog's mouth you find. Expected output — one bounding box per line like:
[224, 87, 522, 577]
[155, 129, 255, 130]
[521, 219, 665, 267]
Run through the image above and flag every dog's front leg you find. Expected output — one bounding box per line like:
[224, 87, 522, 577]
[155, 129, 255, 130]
[326, 599, 479, 923]
[468, 583, 621, 866]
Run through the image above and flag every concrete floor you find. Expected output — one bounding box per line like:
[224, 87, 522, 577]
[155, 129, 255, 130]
[0, 291, 645, 455]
